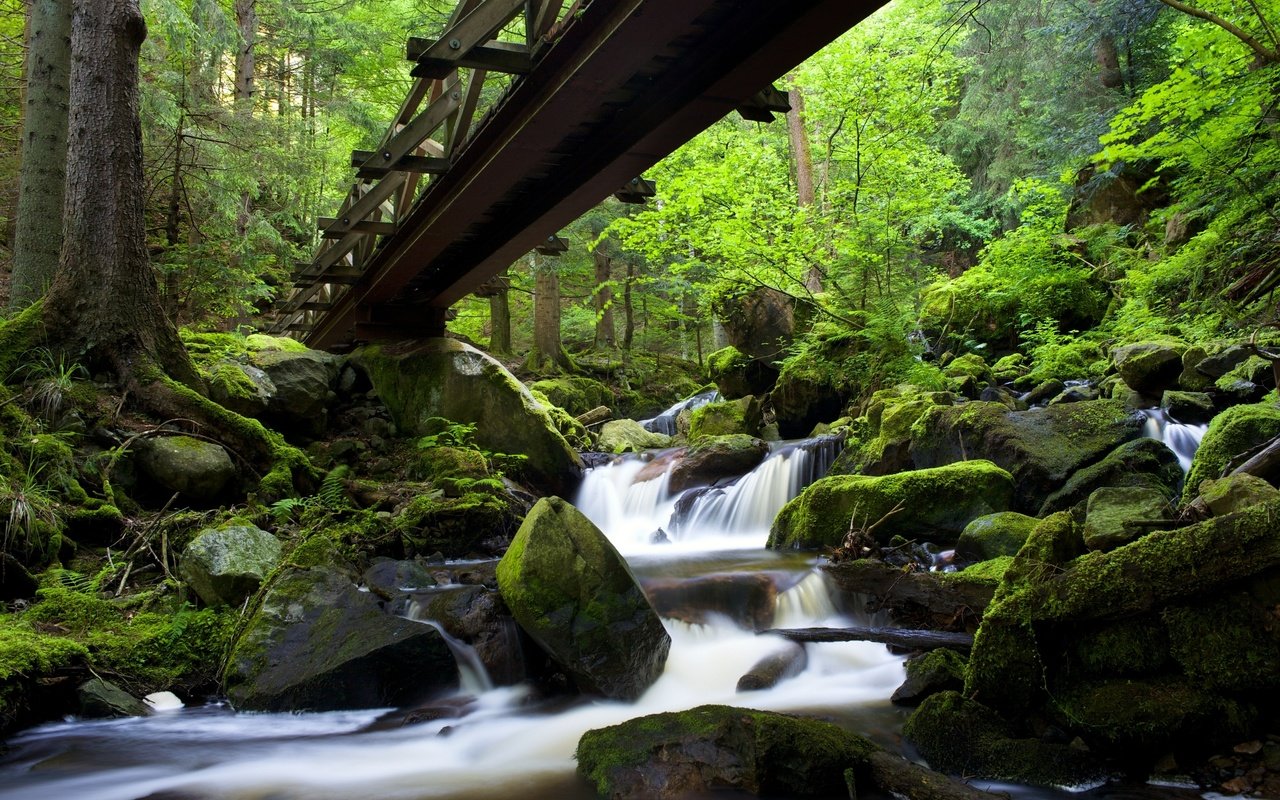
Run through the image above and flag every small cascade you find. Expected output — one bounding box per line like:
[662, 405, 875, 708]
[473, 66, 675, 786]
[404, 599, 495, 694]
[1143, 408, 1208, 473]
[640, 390, 720, 436]
[772, 571, 841, 628]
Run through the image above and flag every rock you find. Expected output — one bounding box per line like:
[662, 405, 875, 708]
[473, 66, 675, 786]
[225, 564, 458, 711]
[736, 642, 808, 692]
[1198, 473, 1280, 516]
[1082, 486, 1171, 551]
[771, 355, 849, 439]
[1162, 594, 1280, 693]
[769, 461, 1014, 549]
[667, 434, 769, 493]
[1215, 355, 1274, 401]
[714, 287, 795, 361]
[1184, 401, 1280, 503]
[956, 512, 1037, 561]
[180, 524, 282, 607]
[598, 419, 673, 453]
[1051, 677, 1250, 752]
[1039, 438, 1181, 516]
[135, 435, 237, 504]
[979, 385, 1021, 410]
[1161, 390, 1215, 423]
[1048, 385, 1100, 405]
[363, 559, 437, 600]
[825, 557, 1006, 625]
[645, 572, 778, 631]
[495, 497, 670, 700]
[910, 399, 1144, 514]
[351, 339, 583, 495]
[992, 353, 1028, 383]
[1022, 379, 1066, 407]
[1178, 345, 1213, 391]
[1111, 342, 1184, 394]
[77, 678, 150, 718]
[1195, 344, 1255, 379]
[576, 705, 876, 799]
[830, 386, 952, 477]
[528, 376, 614, 416]
[250, 346, 342, 437]
[206, 361, 275, 417]
[414, 444, 490, 495]
[688, 396, 763, 439]
[0, 553, 37, 601]
[402, 583, 526, 686]
[943, 353, 992, 384]
[892, 649, 967, 705]
[706, 345, 779, 399]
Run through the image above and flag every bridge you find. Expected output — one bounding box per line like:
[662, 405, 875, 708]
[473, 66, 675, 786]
[268, 0, 885, 350]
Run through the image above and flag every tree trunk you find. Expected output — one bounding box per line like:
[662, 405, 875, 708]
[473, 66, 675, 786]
[1093, 35, 1124, 89]
[786, 79, 823, 294]
[233, 0, 256, 239]
[622, 259, 635, 352]
[11, 0, 71, 310]
[530, 258, 570, 370]
[42, 0, 198, 388]
[489, 276, 512, 354]
[593, 245, 615, 350]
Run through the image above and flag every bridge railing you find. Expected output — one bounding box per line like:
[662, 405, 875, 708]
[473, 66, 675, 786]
[267, 0, 575, 339]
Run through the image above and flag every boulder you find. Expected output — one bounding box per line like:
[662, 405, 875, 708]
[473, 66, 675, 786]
[644, 572, 778, 631]
[528, 376, 614, 416]
[956, 512, 1037, 561]
[1183, 401, 1280, 503]
[1021, 379, 1065, 407]
[1082, 486, 1171, 552]
[830, 386, 952, 477]
[206, 361, 275, 417]
[688, 397, 763, 439]
[1048, 385, 1100, 405]
[1195, 343, 1255, 379]
[598, 419, 673, 453]
[225, 564, 458, 711]
[1197, 473, 1280, 516]
[495, 497, 670, 700]
[135, 435, 237, 504]
[402, 584, 526, 686]
[706, 345, 779, 399]
[910, 399, 1144, 513]
[1160, 390, 1214, 423]
[1215, 354, 1274, 401]
[362, 559, 437, 600]
[991, 353, 1028, 383]
[668, 434, 769, 493]
[250, 346, 342, 437]
[77, 678, 150, 719]
[771, 358, 848, 439]
[1038, 437, 1181, 516]
[1178, 345, 1214, 391]
[1111, 342, 1183, 394]
[943, 353, 991, 384]
[576, 705, 875, 799]
[351, 340, 583, 495]
[180, 523, 282, 607]
[892, 649, 966, 705]
[768, 461, 1014, 549]
[714, 287, 795, 361]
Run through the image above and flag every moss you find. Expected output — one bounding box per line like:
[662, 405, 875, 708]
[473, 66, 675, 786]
[706, 346, 750, 376]
[1183, 401, 1280, 503]
[0, 615, 89, 730]
[689, 397, 760, 439]
[528, 376, 612, 416]
[943, 353, 991, 382]
[957, 513, 1038, 560]
[1050, 677, 1251, 752]
[414, 444, 489, 490]
[394, 489, 518, 557]
[941, 555, 1015, 588]
[529, 390, 591, 450]
[244, 334, 308, 354]
[206, 361, 264, 403]
[1161, 595, 1280, 692]
[1066, 617, 1169, 677]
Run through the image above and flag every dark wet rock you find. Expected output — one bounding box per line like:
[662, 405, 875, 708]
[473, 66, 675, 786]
[645, 572, 778, 631]
[135, 435, 237, 504]
[1039, 437, 1181, 517]
[250, 346, 342, 437]
[77, 678, 150, 718]
[362, 559, 437, 600]
[180, 523, 282, 607]
[1022, 379, 1066, 407]
[736, 642, 807, 692]
[1195, 344, 1255, 379]
[979, 385, 1021, 410]
[0, 553, 37, 601]
[707, 345, 780, 399]
[715, 287, 795, 362]
[892, 649, 966, 705]
[405, 584, 526, 686]
[1112, 342, 1184, 394]
[206, 361, 275, 417]
[1161, 390, 1215, 424]
[824, 557, 1006, 626]
[495, 497, 670, 700]
[1048, 385, 1100, 405]
[667, 435, 769, 493]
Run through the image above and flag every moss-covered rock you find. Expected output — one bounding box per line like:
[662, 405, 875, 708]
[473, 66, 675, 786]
[394, 489, 520, 558]
[829, 386, 953, 477]
[770, 356, 849, 439]
[597, 419, 672, 454]
[1038, 437, 1181, 516]
[891, 649, 967, 705]
[179, 523, 282, 607]
[135, 435, 237, 504]
[1160, 390, 1214, 423]
[668, 434, 769, 493]
[1183, 401, 1280, 503]
[1198, 473, 1280, 516]
[1162, 594, 1280, 693]
[1066, 617, 1170, 677]
[351, 339, 583, 495]
[943, 353, 992, 384]
[706, 345, 778, 399]
[1111, 342, 1184, 394]
[575, 704, 877, 799]
[529, 376, 613, 416]
[688, 396, 763, 439]
[1082, 486, 1171, 552]
[1215, 355, 1274, 401]
[414, 445, 490, 494]
[77, 677, 149, 718]
[768, 461, 1014, 549]
[956, 512, 1038, 560]
[495, 497, 669, 700]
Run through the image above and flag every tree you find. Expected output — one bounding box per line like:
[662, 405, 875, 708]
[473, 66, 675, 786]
[528, 255, 571, 371]
[10, 0, 70, 309]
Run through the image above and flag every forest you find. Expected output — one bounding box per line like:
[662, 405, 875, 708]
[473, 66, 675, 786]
[0, 0, 1279, 798]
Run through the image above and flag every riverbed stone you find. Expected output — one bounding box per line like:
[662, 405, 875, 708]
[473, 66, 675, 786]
[135, 435, 237, 504]
[1082, 486, 1171, 551]
[956, 512, 1037, 561]
[1038, 437, 1181, 516]
[768, 460, 1014, 549]
[250, 346, 342, 437]
[1111, 342, 1184, 394]
[1183, 400, 1280, 503]
[351, 339, 583, 495]
[598, 419, 672, 453]
[688, 396, 763, 439]
[225, 564, 458, 711]
[495, 497, 670, 700]
[1160, 390, 1214, 423]
[180, 523, 282, 607]
[667, 434, 769, 493]
[77, 678, 150, 718]
[1197, 473, 1280, 516]
[892, 649, 966, 706]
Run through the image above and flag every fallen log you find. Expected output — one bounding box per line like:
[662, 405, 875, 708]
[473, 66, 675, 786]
[576, 405, 612, 427]
[759, 625, 974, 652]
[736, 642, 807, 692]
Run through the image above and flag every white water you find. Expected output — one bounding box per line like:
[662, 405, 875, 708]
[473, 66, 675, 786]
[0, 433, 904, 800]
[1142, 408, 1209, 473]
[639, 389, 720, 436]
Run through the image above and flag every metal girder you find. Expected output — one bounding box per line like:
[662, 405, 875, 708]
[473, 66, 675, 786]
[533, 234, 569, 255]
[408, 38, 532, 76]
[350, 150, 451, 178]
[410, 0, 526, 80]
[737, 85, 791, 122]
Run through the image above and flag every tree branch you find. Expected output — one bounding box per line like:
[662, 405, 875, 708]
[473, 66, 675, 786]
[1157, 0, 1279, 64]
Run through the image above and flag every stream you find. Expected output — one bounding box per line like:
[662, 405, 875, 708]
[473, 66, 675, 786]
[0, 411, 1215, 800]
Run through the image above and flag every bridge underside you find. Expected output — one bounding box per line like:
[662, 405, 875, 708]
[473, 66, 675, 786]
[295, 0, 886, 349]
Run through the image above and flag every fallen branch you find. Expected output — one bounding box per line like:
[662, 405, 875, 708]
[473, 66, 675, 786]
[759, 625, 974, 652]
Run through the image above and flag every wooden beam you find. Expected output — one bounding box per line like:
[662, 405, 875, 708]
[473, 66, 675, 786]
[408, 38, 532, 76]
[299, 302, 333, 312]
[320, 173, 408, 238]
[534, 234, 569, 255]
[358, 79, 461, 182]
[410, 0, 526, 80]
[736, 85, 790, 122]
[350, 150, 451, 178]
[318, 217, 398, 237]
[614, 176, 656, 204]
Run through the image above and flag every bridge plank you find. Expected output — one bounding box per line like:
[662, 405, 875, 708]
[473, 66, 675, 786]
[408, 38, 532, 76]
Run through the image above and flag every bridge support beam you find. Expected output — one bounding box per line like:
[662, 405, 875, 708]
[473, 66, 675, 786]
[353, 304, 451, 342]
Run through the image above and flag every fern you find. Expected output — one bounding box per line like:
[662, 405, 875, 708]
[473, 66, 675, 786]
[318, 466, 350, 510]
[269, 497, 307, 523]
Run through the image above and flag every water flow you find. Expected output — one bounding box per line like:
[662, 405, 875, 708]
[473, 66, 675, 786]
[639, 389, 719, 435]
[1142, 408, 1208, 473]
[404, 599, 495, 694]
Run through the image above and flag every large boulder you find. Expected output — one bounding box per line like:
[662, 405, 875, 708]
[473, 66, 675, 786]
[352, 339, 583, 495]
[667, 434, 769, 493]
[688, 397, 763, 439]
[714, 287, 795, 361]
[770, 364, 847, 440]
[249, 346, 342, 437]
[598, 419, 672, 454]
[1111, 342, 1183, 394]
[225, 563, 458, 711]
[180, 523, 282, 607]
[1183, 401, 1280, 502]
[910, 399, 1144, 513]
[706, 346, 779, 399]
[495, 497, 669, 700]
[1038, 437, 1181, 516]
[956, 512, 1037, 561]
[135, 435, 237, 504]
[768, 461, 1014, 549]
[1081, 486, 1171, 552]
[1197, 473, 1280, 516]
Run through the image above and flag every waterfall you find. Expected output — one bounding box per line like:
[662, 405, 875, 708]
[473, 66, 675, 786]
[404, 596, 494, 695]
[639, 390, 720, 436]
[1143, 408, 1208, 473]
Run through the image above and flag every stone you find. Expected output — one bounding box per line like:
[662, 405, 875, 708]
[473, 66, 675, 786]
[1039, 437, 1181, 516]
[714, 287, 795, 361]
[736, 642, 807, 691]
[706, 345, 779, 399]
[250, 346, 342, 437]
[225, 565, 458, 711]
[769, 460, 1015, 549]
[1178, 345, 1213, 391]
[1160, 390, 1215, 424]
[77, 678, 149, 718]
[667, 434, 769, 493]
[135, 435, 237, 504]
[1195, 344, 1254, 379]
[645, 572, 778, 631]
[576, 705, 876, 799]
[598, 419, 673, 454]
[528, 376, 614, 416]
[0, 553, 37, 601]
[892, 649, 966, 705]
[956, 512, 1038, 561]
[829, 386, 952, 477]
[1082, 486, 1171, 551]
[1048, 385, 1100, 405]
[206, 361, 275, 417]
[401, 583, 526, 686]
[1198, 473, 1280, 516]
[1215, 355, 1274, 401]
[351, 339, 583, 495]
[362, 559, 437, 600]
[943, 353, 992, 384]
[771, 354, 850, 439]
[1111, 342, 1184, 394]
[1184, 401, 1280, 503]
[495, 497, 670, 700]
[180, 524, 282, 607]
[688, 396, 763, 439]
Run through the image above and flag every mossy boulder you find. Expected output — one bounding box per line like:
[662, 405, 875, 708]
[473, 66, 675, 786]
[575, 704, 877, 799]
[1082, 486, 1171, 552]
[394, 489, 520, 558]
[225, 564, 458, 712]
[351, 339, 583, 495]
[1183, 401, 1280, 503]
[910, 399, 1144, 514]
[495, 497, 669, 700]
[944, 353, 992, 383]
[768, 461, 1014, 549]
[414, 445, 490, 495]
[1050, 677, 1251, 752]
[706, 345, 778, 399]
[1160, 390, 1214, 423]
[77, 677, 149, 719]
[598, 419, 672, 453]
[249, 345, 342, 437]
[668, 434, 769, 493]
[830, 386, 953, 477]
[1111, 342, 1183, 394]
[1162, 593, 1280, 693]
[529, 376, 613, 416]
[771, 359, 848, 439]
[688, 396, 763, 439]
[892, 649, 967, 705]
[206, 361, 275, 417]
[135, 435, 237, 504]
[179, 523, 282, 608]
[1215, 355, 1274, 401]
[1197, 473, 1280, 516]
[956, 512, 1037, 561]
[1038, 437, 1181, 516]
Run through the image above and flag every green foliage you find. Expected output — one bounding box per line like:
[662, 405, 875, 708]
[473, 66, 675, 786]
[417, 418, 478, 449]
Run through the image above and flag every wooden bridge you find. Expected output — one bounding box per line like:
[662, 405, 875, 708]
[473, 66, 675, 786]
[268, 0, 885, 349]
